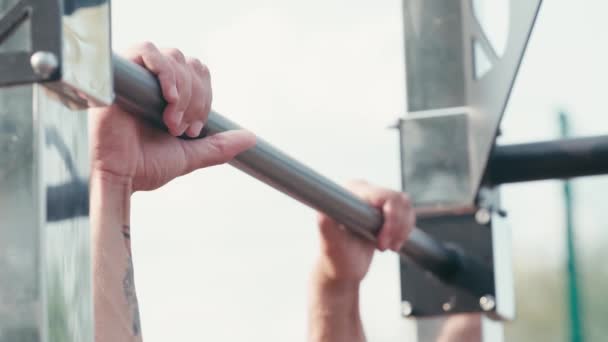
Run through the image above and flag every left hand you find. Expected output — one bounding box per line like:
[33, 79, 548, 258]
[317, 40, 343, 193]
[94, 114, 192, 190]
[314, 180, 416, 285]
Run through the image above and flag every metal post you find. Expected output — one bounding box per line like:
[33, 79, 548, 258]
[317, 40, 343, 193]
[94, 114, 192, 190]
[560, 112, 584, 342]
[0, 1, 112, 341]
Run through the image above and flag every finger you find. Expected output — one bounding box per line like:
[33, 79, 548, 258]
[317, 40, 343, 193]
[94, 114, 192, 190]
[389, 194, 414, 251]
[183, 57, 211, 129]
[344, 179, 395, 207]
[180, 130, 256, 174]
[317, 213, 339, 236]
[173, 67, 193, 135]
[164, 47, 186, 64]
[160, 48, 192, 136]
[124, 42, 178, 103]
[164, 109, 185, 137]
[185, 121, 204, 138]
[376, 196, 401, 251]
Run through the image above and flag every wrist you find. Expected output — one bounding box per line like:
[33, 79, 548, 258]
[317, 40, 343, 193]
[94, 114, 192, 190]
[90, 169, 132, 230]
[311, 262, 361, 298]
[308, 262, 364, 341]
[91, 169, 134, 195]
[312, 257, 365, 289]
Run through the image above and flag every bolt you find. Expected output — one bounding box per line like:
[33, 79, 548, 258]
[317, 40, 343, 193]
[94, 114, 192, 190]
[479, 295, 496, 312]
[401, 301, 413, 317]
[442, 302, 453, 312]
[30, 51, 58, 79]
[475, 208, 491, 225]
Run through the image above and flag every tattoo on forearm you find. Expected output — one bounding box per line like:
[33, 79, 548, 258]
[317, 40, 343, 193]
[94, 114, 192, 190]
[122, 224, 132, 255]
[122, 225, 141, 336]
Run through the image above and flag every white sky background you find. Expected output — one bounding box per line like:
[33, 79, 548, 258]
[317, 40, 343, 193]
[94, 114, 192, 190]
[109, 0, 608, 341]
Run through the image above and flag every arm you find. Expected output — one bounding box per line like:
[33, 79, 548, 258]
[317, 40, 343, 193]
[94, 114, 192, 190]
[89, 42, 256, 342]
[308, 181, 415, 342]
[91, 173, 140, 341]
[308, 270, 365, 342]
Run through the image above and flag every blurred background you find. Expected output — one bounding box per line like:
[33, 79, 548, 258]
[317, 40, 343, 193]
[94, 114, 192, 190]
[110, 0, 608, 341]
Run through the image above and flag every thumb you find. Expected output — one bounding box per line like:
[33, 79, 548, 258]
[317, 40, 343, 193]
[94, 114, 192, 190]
[317, 213, 359, 248]
[182, 129, 256, 173]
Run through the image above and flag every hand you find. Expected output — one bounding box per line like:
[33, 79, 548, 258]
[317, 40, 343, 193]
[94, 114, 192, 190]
[89, 42, 256, 191]
[314, 180, 416, 286]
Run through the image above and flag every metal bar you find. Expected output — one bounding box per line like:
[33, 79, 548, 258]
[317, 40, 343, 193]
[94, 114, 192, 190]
[489, 135, 608, 184]
[112, 54, 467, 284]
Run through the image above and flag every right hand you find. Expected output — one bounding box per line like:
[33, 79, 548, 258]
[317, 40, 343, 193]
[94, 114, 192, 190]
[89, 42, 256, 192]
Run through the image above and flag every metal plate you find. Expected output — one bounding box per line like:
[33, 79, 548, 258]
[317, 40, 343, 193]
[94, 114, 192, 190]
[400, 211, 513, 320]
[399, 111, 472, 209]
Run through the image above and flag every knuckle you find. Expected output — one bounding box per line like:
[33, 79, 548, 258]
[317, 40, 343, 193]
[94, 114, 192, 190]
[317, 213, 330, 227]
[187, 57, 209, 75]
[166, 48, 186, 63]
[139, 41, 157, 52]
[383, 203, 396, 216]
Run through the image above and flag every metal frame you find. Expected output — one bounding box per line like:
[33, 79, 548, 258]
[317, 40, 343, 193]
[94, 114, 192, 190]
[3, 0, 608, 341]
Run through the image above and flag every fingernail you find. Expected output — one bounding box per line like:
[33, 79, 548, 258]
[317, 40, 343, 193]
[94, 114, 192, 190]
[178, 123, 189, 136]
[186, 121, 204, 138]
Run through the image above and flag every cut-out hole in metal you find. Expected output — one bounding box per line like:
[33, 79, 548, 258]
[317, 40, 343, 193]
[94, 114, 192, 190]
[472, 0, 510, 57]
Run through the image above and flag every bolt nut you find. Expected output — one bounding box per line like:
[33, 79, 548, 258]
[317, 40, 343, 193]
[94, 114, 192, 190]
[30, 51, 58, 79]
[401, 301, 413, 317]
[475, 208, 491, 225]
[479, 295, 496, 312]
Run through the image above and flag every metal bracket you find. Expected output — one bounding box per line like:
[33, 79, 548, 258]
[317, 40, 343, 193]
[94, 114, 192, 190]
[0, 0, 113, 107]
[0, 0, 62, 85]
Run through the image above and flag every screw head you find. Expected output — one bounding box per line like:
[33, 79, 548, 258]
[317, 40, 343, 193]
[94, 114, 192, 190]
[401, 301, 413, 317]
[442, 302, 453, 312]
[480, 295, 496, 312]
[475, 208, 491, 225]
[30, 51, 58, 78]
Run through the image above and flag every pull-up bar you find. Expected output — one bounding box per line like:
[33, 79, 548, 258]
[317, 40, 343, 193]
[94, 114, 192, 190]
[113, 54, 492, 295]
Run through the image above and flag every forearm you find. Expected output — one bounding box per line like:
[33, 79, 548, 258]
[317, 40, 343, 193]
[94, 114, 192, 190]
[308, 269, 366, 342]
[91, 171, 142, 342]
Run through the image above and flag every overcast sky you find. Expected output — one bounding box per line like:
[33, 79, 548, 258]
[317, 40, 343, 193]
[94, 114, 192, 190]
[110, 0, 608, 340]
